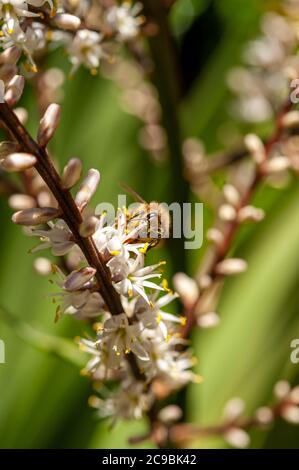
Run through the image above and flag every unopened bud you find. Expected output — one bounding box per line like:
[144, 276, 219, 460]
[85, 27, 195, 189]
[290, 386, 299, 405]
[75, 169, 100, 210]
[207, 228, 224, 245]
[238, 205, 265, 223]
[224, 428, 250, 448]
[79, 216, 99, 238]
[255, 406, 274, 425]
[53, 13, 81, 30]
[64, 267, 96, 291]
[62, 157, 83, 189]
[281, 405, 299, 424]
[0, 152, 36, 172]
[262, 156, 290, 174]
[223, 397, 245, 422]
[8, 194, 36, 210]
[197, 312, 220, 328]
[38, 103, 61, 147]
[274, 380, 290, 399]
[244, 133, 265, 164]
[0, 141, 18, 158]
[14, 107, 28, 125]
[172, 272, 199, 307]
[215, 258, 248, 276]
[223, 184, 240, 207]
[12, 207, 61, 226]
[158, 405, 183, 424]
[198, 274, 212, 289]
[281, 110, 299, 129]
[0, 63, 18, 83]
[0, 46, 21, 65]
[219, 204, 237, 222]
[5, 75, 24, 106]
[33, 257, 52, 276]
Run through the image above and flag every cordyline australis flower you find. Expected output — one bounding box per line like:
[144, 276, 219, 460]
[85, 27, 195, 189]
[227, 0, 299, 122]
[0, 0, 144, 73]
[0, 70, 200, 422]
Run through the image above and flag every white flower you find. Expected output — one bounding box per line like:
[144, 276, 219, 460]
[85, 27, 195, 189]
[25, 219, 75, 256]
[106, 2, 144, 41]
[66, 29, 105, 74]
[0, 0, 52, 35]
[100, 313, 149, 365]
[90, 381, 154, 421]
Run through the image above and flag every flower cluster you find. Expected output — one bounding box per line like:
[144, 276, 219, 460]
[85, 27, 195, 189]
[0, 69, 199, 421]
[228, 1, 299, 122]
[0, 0, 144, 73]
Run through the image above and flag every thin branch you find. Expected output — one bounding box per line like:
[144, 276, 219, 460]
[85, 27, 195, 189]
[0, 102, 123, 317]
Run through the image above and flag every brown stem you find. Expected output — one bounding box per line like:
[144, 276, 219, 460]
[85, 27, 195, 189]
[181, 98, 292, 338]
[0, 102, 123, 317]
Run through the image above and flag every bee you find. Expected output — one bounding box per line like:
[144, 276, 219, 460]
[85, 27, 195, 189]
[120, 183, 171, 246]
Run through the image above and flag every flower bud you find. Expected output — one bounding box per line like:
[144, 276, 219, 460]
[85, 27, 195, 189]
[224, 428, 250, 448]
[244, 133, 265, 164]
[62, 157, 83, 189]
[158, 405, 183, 424]
[75, 169, 100, 210]
[281, 110, 299, 129]
[8, 194, 36, 210]
[33, 257, 52, 276]
[0, 63, 18, 83]
[14, 107, 28, 125]
[223, 397, 245, 421]
[223, 184, 240, 207]
[173, 272, 199, 307]
[290, 386, 299, 405]
[262, 156, 290, 174]
[79, 216, 99, 238]
[218, 204, 237, 222]
[64, 267, 96, 291]
[281, 405, 299, 424]
[38, 103, 61, 147]
[197, 312, 220, 328]
[53, 13, 81, 30]
[255, 406, 274, 425]
[5, 75, 24, 106]
[0, 152, 37, 172]
[215, 258, 248, 276]
[274, 380, 290, 399]
[238, 205, 265, 223]
[0, 141, 18, 158]
[207, 228, 224, 245]
[12, 207, 61, 226]
[0, 46, 21, 65]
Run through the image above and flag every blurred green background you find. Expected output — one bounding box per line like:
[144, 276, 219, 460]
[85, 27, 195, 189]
[1, 0, 299, 448]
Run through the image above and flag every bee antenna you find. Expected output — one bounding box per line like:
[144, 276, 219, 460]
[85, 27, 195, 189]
[119, 182, 146, 203]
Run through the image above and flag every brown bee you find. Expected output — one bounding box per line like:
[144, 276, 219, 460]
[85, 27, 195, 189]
[120, 183, 171, 246]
